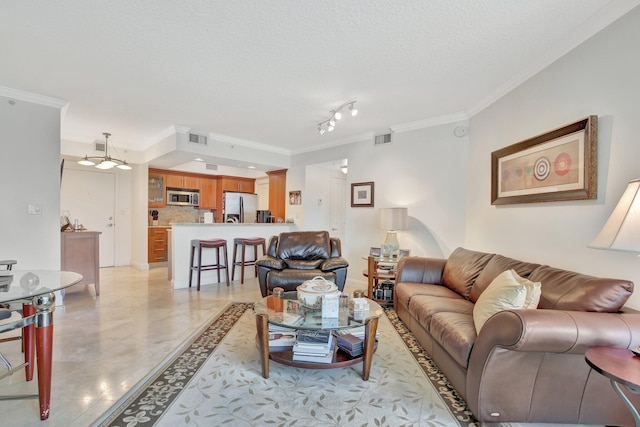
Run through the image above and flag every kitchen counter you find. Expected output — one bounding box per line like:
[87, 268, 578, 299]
[170, 223, 297, 289]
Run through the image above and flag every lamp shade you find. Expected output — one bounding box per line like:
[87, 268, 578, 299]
[590, 179, 640, 252]
[379, 207, 408, 231]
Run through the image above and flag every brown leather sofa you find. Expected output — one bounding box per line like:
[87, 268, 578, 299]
[256, 231, 348, 297]
[395, 247, 640, 426]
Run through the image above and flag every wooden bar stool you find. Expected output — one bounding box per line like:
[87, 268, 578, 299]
[189, 239, 230, 291]
[232, 237, 266, 284]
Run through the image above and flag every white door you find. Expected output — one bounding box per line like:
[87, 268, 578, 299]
[329, 177, 346, 242]
[61, 169, 116, 267]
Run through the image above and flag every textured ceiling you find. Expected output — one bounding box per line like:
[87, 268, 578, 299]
[1, 1, 637, 154]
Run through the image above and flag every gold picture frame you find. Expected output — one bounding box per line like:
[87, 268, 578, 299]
[491, 116, 597, 205]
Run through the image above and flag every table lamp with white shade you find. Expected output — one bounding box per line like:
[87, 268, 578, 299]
[379, 207, 408, 257]
[590, 179, 640, 252]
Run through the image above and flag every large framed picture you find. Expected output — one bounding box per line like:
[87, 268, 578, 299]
[491, 116, 597, 205]
[351, 182, 374, 207]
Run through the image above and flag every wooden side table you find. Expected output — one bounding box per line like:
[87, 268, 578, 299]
[60, 231, 101, 295]
[585, 347, 640, 427]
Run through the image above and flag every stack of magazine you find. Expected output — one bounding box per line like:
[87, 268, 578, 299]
[268, 324, 297, 352]
[292, 330, 336, 363]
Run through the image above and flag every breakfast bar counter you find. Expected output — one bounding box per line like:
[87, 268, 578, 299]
[170, 223, 296, 289]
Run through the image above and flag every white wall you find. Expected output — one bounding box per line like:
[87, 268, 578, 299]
[293, 122, 470, 287]
[0, 96, 62, 269]
[466, 7, 640, 308]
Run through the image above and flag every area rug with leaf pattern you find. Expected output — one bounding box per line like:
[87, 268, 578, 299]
[94, 302, 478, 427]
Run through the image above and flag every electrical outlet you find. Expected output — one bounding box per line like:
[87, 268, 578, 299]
[28, 204, 42, 215]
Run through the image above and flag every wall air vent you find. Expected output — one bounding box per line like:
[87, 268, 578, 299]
[374, 133, 392, 146]
[205, 163, 218, 171]
[95, 142, 105, 152]
[189, 133, 208, 145]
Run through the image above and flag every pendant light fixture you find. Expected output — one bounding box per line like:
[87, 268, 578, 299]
[78, 132, 132, 170]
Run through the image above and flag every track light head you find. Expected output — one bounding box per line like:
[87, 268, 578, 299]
[316, 100, 358, 135]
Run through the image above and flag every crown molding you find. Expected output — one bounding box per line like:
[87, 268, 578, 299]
[0, 85, 68, 109]
[390, 112, 469, 133]
[292, 131, 376, 154]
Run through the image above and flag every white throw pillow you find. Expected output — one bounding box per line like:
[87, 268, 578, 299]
[511, 269, 542, 309]
[473, 269, 527, 334]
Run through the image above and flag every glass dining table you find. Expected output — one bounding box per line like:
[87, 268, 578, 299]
[0, 270, 82, 420]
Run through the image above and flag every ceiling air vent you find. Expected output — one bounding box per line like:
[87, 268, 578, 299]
[95, 141, 105, 152]
[189, 133, 208, 145]
[374, 133, 392, 146]
[205, 163, 218, 171]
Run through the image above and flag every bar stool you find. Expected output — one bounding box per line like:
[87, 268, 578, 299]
[232, 237, 266, 284]
[189, 239, 230, 291]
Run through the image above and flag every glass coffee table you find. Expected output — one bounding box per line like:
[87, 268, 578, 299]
[254, 296, 383, 380]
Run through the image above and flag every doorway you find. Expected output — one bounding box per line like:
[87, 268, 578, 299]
[61, 168, 116, 267]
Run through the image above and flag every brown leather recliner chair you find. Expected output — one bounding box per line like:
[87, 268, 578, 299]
[256, 231, 349, 297]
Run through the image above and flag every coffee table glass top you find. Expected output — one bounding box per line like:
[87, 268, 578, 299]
[254, 295, 383, 331]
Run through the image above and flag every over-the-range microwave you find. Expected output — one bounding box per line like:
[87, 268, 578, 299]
[167, 188, 199, 206]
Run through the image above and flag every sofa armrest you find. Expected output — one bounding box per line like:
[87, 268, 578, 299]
[320, 256, 349, 272]
[396, 256, 447, 285]
[466, 309, 640, 422]
[473, 309, 640, 356]
[256, 255, 284, 271]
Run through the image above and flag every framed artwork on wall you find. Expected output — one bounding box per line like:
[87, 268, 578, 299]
[351, 182, 374, 207]
[491, 116, 597, 205]
[289, 190, 301, 205]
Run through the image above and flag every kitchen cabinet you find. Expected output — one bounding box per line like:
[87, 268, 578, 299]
[166, 173, 199, 190]
[61, 231, 101, 295]
[219, 176, 255, 193]
[148, 227, 169, 263]
[266, 169, 287, 221]
[199, 176, 218, 209]
[148, 170, 166, 208]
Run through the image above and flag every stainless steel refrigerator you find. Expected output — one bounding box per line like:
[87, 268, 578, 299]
[223, 192, 258, 223]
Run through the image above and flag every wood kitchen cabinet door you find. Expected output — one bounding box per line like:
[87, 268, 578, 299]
[148, 171, 166, 208]
[148, 227, 169, 263]
[166, 172, 199, 189]
[199, 177, 218, 209]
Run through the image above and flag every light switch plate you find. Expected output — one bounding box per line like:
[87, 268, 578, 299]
[28, 204, 42, 215]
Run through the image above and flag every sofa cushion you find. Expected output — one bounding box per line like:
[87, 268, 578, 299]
[430, 312, 476, 368]
[284, 259, 323, 270]
[396, 282, 462, 309]
[473, 269, 527, 334]
[529, 265, 633, 312]
[470, 254, 541, 303]
[266, 269, 336, 292]
[408, 294, 473, 332]
[276, 231, 331, 260]
[442, 248, 494, 299]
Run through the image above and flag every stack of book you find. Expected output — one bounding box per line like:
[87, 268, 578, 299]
[336, 333, 363, 357]
[268, 324, 297, 352]
[292, 330, 336, 363]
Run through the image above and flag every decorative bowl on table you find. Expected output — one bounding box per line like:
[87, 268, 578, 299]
[296, 276, 340, 310]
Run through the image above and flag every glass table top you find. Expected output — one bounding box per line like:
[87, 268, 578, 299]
[0, 270, 83, 304]
[254, 295, 383, 331]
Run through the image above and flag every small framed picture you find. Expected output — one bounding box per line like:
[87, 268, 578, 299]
[289, 190, 302, 205]
[351, 182, 374, 207]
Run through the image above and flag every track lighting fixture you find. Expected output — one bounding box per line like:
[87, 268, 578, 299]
[78, 132, 132, 170]
[317, 100, 358, 135]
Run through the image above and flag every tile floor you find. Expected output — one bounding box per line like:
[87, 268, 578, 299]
[0, 266, 266, 427]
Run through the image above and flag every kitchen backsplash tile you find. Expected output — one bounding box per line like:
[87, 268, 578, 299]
[150, 206, 213, 225]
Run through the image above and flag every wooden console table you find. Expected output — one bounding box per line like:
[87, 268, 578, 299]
[61, 231, 101, 295]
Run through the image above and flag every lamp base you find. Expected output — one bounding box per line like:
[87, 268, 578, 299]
[382, 231, 399, 258]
